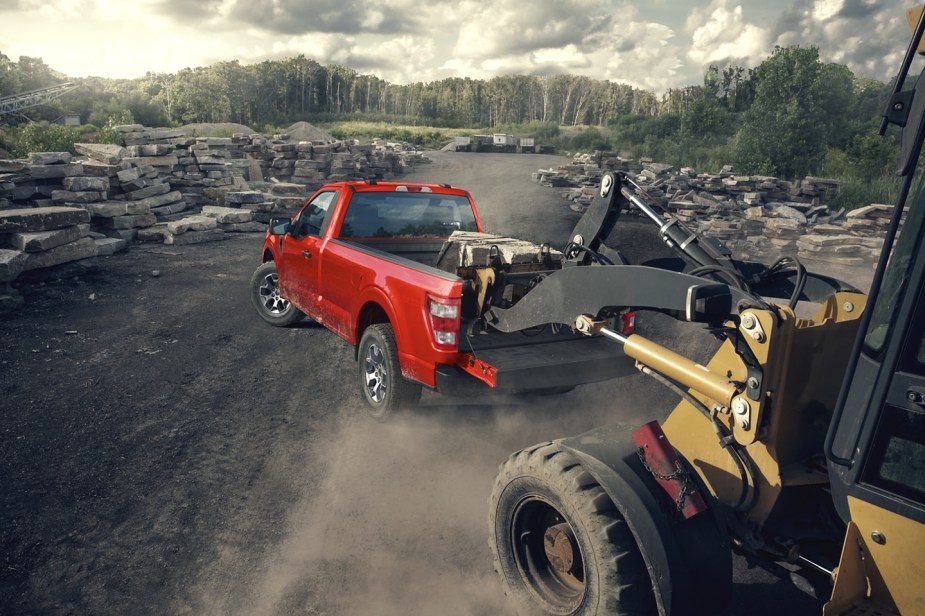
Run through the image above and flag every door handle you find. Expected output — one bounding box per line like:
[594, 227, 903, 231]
[302, 250, 313, 259]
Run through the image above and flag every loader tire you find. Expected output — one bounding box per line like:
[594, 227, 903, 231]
[489, 441, 657, 616]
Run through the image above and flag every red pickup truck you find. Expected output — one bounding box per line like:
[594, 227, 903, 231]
[250, 180, 632, 418]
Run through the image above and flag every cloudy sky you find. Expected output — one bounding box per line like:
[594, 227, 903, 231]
[0, 0, 917, 92]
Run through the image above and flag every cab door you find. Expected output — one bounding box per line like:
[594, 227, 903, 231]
[278, 190, 340, 319]
[826, 166, 925, 614]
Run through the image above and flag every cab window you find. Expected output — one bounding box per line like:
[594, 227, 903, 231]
[863, 169, 925, 354]
[861, 285, 925, 506]
[862, 405, 925, 505]
[293, 191, 339, 237]
[339, 192, 478, 238]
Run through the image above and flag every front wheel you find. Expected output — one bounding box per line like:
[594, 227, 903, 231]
[250, 261, 305, 327]
[489, 441, 657, 615]
[357, 323, 422, 420]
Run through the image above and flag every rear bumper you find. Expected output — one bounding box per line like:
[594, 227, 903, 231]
[434, 335, 635, 396]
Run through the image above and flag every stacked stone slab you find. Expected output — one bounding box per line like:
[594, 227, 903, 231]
[533, 152, 897, 265]
[223, 190, 281, 224]
[0, 206, 100, 310]
[1, 125, 425, 254]
[199, 206, 264, 233]
[137, 215, 226, 246]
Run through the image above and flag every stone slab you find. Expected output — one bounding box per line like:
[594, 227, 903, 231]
[63, 176, 109, 192]
[75, 143, 127, 165]
[149, 202, 189, 217]
[0, 206, 90, 233]
[0, 248, 26, 282]
[123, 155, 179, 167]
[135, 190, 183, 209]
[166, 215, 219, 235]
[22, 237, 97, 271]
[51, 190, 105, 203]
[136, 225, 170, 242]
[93, 237, 128, 256]
[436, 231, 563, 272]
[30, 163, 83, 179]
[10, 225, 85, 252]
[125, 182, 170, 201]
[29, 152, 72, 165]
[84, 201, 152, 218]
[200, 206, 253, 224]
[163, 228, 226, 245]
[97, 213, 157, 230]
[116, 167, 142, 183]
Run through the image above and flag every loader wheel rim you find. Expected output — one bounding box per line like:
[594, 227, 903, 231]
[511, 496, 586, 611]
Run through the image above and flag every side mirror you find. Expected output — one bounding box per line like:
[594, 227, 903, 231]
[269, 217, 291, 236]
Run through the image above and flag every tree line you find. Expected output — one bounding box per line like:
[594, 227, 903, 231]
[0, 45, 901, 205]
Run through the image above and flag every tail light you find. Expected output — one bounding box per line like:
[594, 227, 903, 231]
[622, 310, 636, 335]
[427, 293, 461, 349]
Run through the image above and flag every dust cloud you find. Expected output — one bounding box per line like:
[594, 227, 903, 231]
[190, 377, 668, 616]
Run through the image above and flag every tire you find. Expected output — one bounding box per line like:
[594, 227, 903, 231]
[250, 261, 305, 327]
[357, 323, 422, 420]
[489, 441, 657, 616]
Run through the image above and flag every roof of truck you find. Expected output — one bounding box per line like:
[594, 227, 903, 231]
[333, 180, 470, 197]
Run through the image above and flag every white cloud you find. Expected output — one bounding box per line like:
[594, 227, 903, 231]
[266, 33, 436, 83]
[0, 0, 913, 92]
[685, 0, 772, 69]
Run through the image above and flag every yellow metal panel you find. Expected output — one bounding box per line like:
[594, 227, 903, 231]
[842, 496, 925, 614]
[663, 293, 864, 527]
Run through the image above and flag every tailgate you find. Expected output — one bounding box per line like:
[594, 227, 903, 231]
[436, 328, 635, 394]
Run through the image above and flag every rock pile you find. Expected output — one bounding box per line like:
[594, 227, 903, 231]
[0, 125, 426, 310]
[0, 205, 96, 311]
[534, 152, 896, 266]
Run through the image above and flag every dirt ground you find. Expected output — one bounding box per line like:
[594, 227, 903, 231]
[1, 151, 830, 615]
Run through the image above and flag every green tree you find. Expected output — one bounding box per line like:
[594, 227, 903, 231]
[733, 46, 851, 178]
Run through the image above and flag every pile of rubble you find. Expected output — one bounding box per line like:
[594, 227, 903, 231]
[534, 152, 896, 266]
[0, 125, 428, 311]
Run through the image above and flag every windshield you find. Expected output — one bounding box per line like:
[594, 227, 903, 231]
[339, 192, 479, 239]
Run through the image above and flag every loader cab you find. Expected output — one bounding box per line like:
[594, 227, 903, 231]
[824, 26, 925, 611]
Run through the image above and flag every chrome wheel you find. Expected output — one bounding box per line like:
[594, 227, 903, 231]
[250, 261, 304, 327]
[258, 271, 289, 315]
[363, 342, 388, 403]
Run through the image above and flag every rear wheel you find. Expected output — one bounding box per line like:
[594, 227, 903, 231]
[250, 261, 305, 327]
[489, 441, 657, 615]
[357, 324, 422, 420]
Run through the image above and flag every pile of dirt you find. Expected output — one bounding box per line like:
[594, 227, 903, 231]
[179, 122, 257, 136]
[284, 121, 335, 143]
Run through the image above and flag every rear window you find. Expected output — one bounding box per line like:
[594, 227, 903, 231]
[339, 192, 478, 238]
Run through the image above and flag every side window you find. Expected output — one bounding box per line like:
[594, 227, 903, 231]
[862, 405, 925, 505]
[907, 283, 925, 375]
[861, 286, 925, 506]
[295, 191, 339, 237]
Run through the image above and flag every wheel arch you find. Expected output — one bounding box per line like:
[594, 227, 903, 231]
[354, 300, 392, 359]
[560, 422, 732, 616]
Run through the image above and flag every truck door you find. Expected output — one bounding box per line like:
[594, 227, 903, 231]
[278, 190, 340, 320]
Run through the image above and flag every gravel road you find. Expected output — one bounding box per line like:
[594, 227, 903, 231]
[1, 151, 821, 615]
